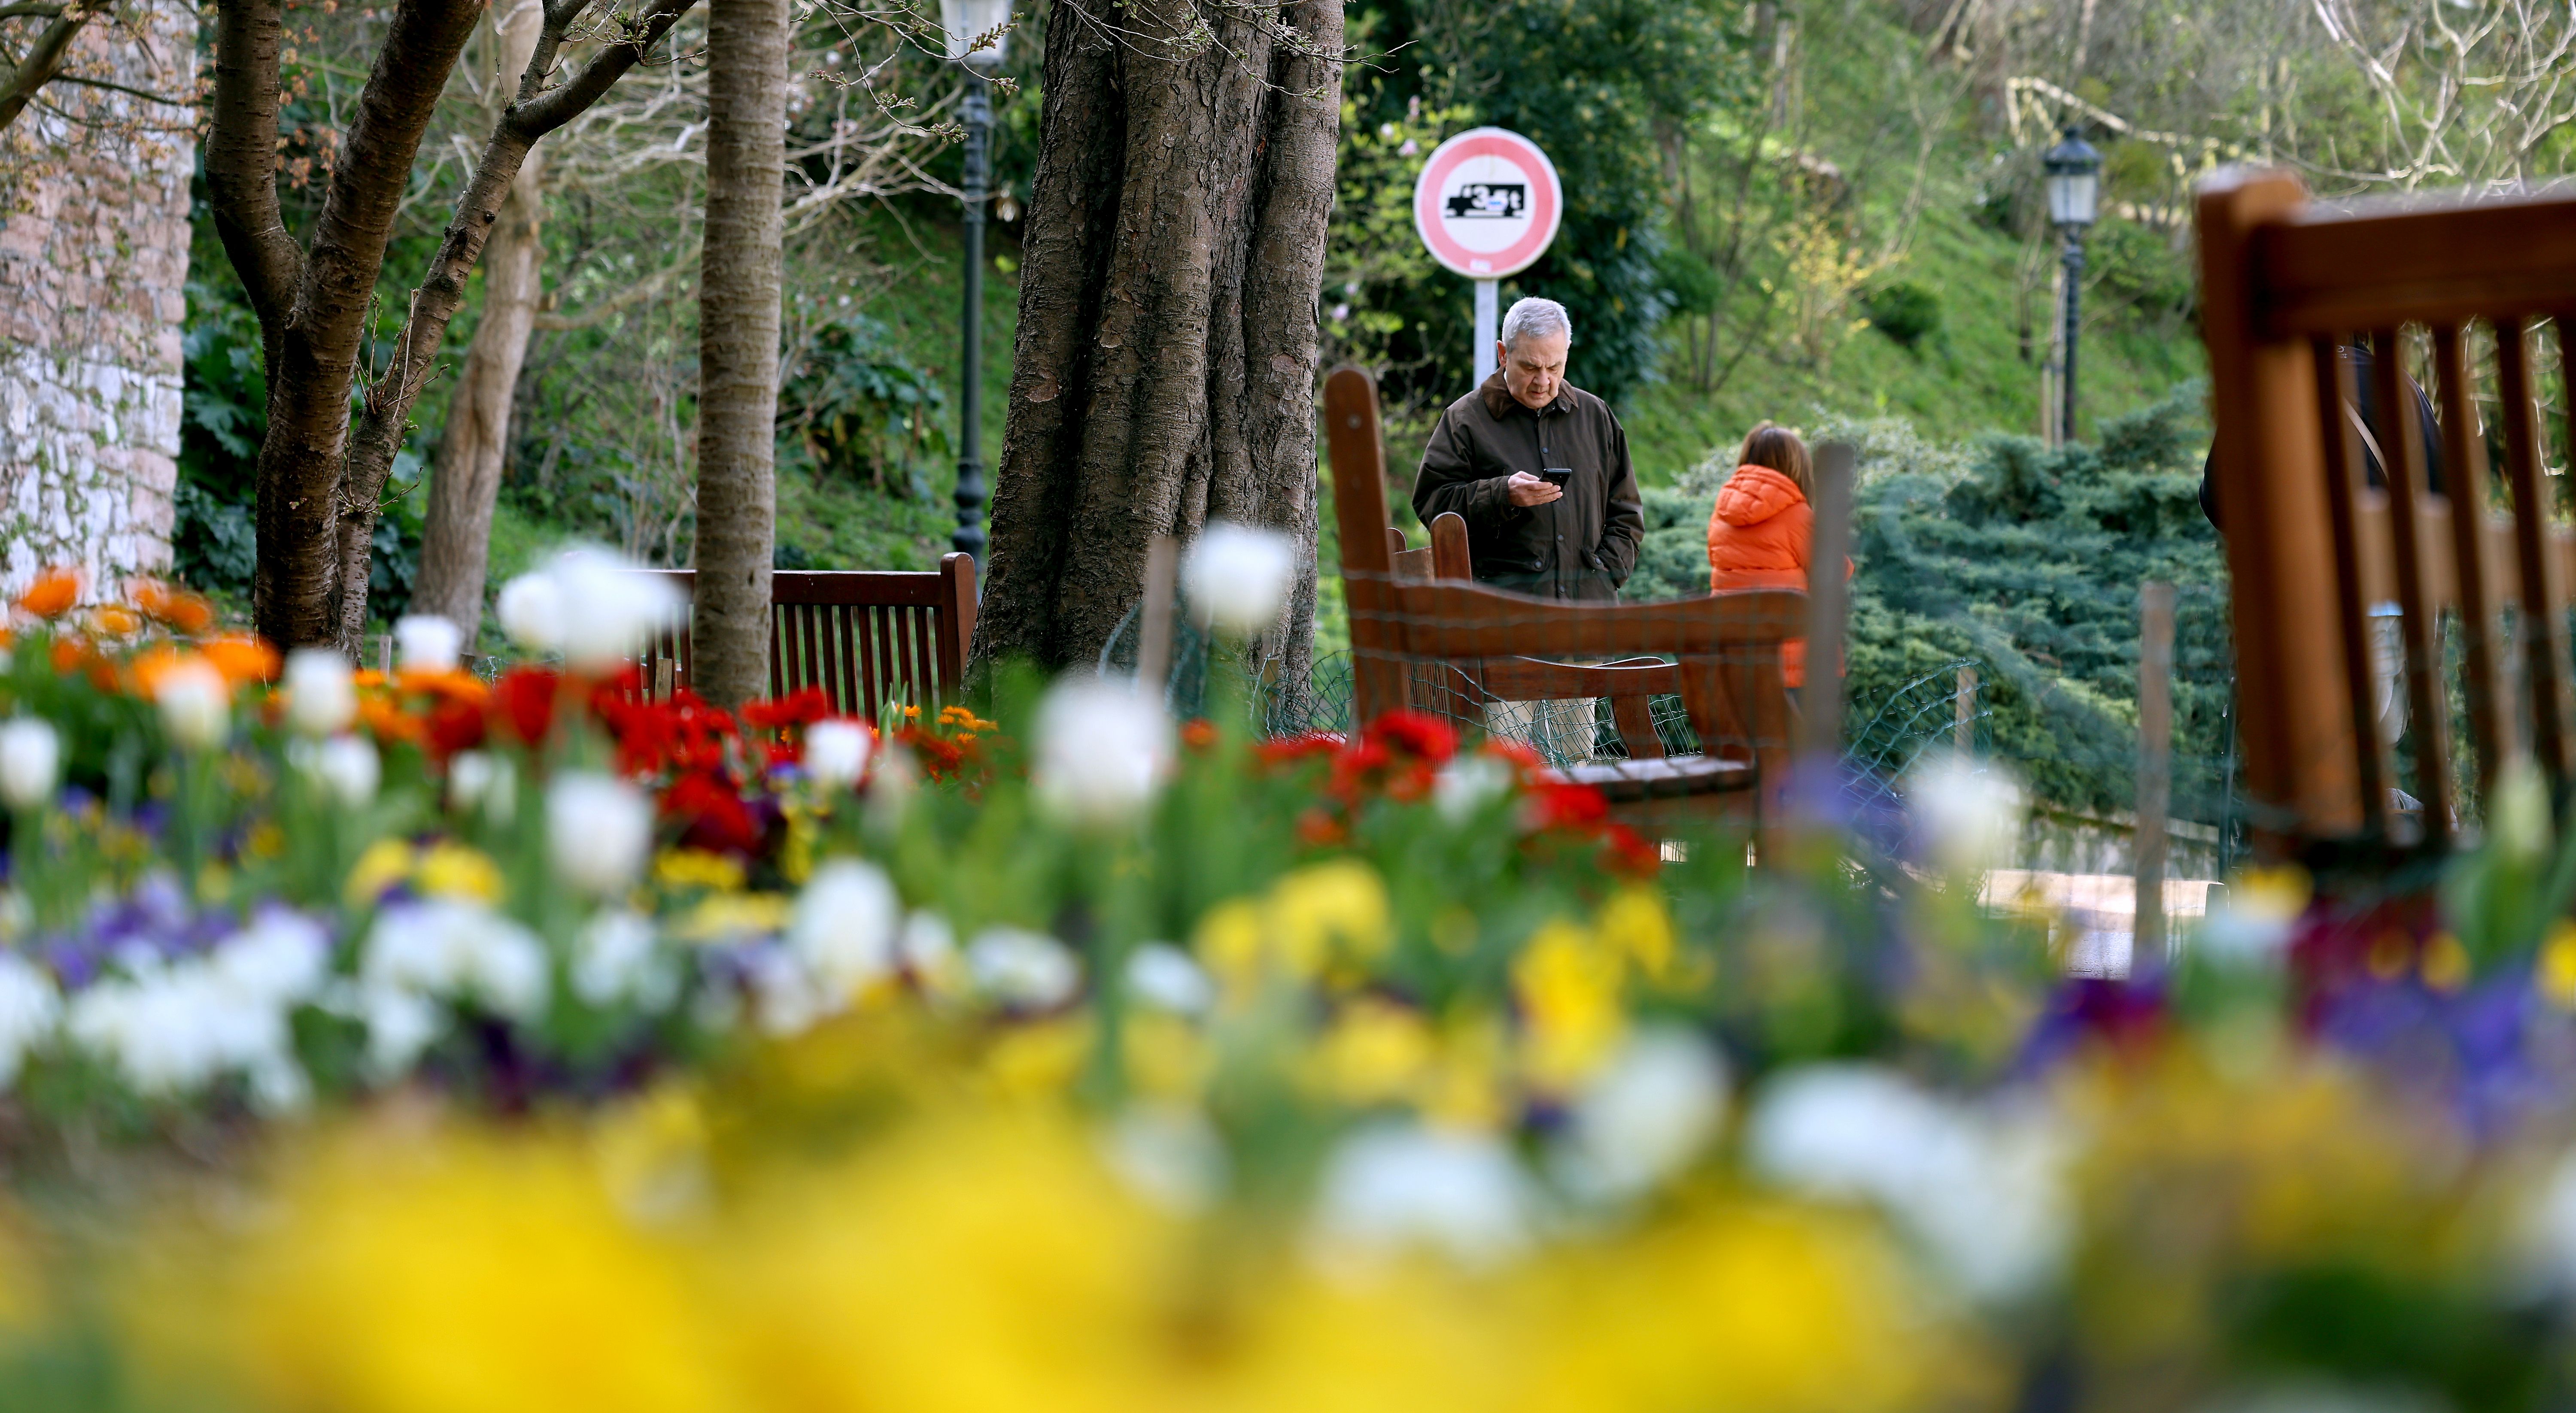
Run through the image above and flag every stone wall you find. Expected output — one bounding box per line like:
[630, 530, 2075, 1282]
[0, 0, 195, 602]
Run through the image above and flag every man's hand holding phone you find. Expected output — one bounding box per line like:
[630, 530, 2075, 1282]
[1507, 470, 1567, 507]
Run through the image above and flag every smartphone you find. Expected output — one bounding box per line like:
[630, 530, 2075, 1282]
[1540, 467, 1574, 487]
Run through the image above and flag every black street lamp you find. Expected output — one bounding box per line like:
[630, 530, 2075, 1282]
[2043, 124, 2101, 444]
[942, 0, 1010, 562]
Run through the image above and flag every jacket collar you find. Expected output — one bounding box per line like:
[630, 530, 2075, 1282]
[1479, 370, 1571, 420]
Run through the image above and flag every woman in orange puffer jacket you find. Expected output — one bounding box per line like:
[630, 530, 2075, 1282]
[1705, 422, 1837, 687]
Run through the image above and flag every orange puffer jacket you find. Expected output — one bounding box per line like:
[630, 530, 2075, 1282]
[1705, 464, 1829, 686]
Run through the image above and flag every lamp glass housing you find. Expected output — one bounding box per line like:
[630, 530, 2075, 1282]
[941, 0, 1011, 67]
[2042, 128, 2101, 228]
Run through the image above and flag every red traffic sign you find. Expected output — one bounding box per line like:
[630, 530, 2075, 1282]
[1412, 127, 1563, 279]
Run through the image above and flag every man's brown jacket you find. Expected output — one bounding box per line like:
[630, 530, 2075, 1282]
[1410, 372, 1645, 601]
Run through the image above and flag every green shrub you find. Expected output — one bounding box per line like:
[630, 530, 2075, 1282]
[1861, 281, 1942, 348]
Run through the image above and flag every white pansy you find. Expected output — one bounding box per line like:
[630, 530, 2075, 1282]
[1033, 675, 1172, 826]
[966, 926, 1081, 1010]
[787, 859, 901, 997]
[899, 909, 958, 977]
[495, 571, 567, 653]
[549, 546, 684, 673]
[1125, 943, 1212, 1014]
[1312, 1122, 1534, 1267]
[866, 744, 919, 830]
[1905, 752, 2026, 875]
[1182, 521, 1300, 635]
[1744, 1064, 2068, 1302]
[152, 660, 231, 752]
[573, 909, 677, 1009]
[64, 911, 330, 1100]
[804, 718, 873, 791]
[302, 734, 380, 810]
[547, 771, 653, 896]
[394, 614, 465, 673]
[1433, 752, 1515, 824]
[0, 952, 60, 1084]
[0, 717, 59, 810]
[1554, 1026, 1729, 1201]
[362, 897, 550, 1022]
[1104, 1105, 1229, 1214]
[744, 947, 836, 1037]
[360, 986, 441, 1079]
[282, 648, 357, 737]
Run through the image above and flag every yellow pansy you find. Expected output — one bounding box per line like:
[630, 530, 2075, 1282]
[416, 842, 503, 903]
[1269, 858, 1392, 970]
[343, 838, 414, 908]
[2540, 920, 2576, 1010]
[1595, 885, 1677, 983]
[1310, 997, 1437, 1106]
[1514, 918, 1627, 1092]
[668, 893, 791, 945]
[2420, 932, 2471, 993]
[653, 848, 747, 894]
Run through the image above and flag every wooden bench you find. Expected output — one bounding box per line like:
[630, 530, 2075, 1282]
[1327, 367, 1804, 836]
[637, 557, 978, 714]
[2199, 169, 2576, 855]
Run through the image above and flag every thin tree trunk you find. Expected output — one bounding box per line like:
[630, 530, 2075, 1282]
[325, 0, 699, 649]
[972, 0, 1344, 688]
[692, 0, 787, 707]
[410, 0, 550, 636]
[0, 3, 94, 133]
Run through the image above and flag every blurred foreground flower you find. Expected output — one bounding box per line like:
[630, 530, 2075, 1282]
[498, 547, 684, 671]
[0, 717, 59, 810]
[1033, 675, 1171, 826]
[1183, 521, 1299, 635]
[282, 649, 358, 736]
[152, 659, 231, 751]
[549, 772, 653, 896]
[1905, 752, 2025, 876]
[395, 615, 464, 673]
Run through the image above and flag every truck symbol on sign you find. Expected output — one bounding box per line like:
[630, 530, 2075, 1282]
[1444, 182, 1526, 220]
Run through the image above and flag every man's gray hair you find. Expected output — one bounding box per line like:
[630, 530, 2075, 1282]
[1500, 296, 1573, 350]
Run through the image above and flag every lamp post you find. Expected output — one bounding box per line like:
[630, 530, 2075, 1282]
[941, 0, 1010, 561]
[2043, 125, 2100, 445]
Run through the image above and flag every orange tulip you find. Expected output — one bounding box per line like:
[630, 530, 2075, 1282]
[202, 634, 281, 685]
[87, 605, 141, 638]
[131, 644, 198, 699]
[15, 567, 79, 619]
[132, 579, 215, 635]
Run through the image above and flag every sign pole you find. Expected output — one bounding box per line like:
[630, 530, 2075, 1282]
[1473, 279, 1498, 385]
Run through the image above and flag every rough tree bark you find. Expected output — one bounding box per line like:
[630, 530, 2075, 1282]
[970, 0, 1344, 706]
[410, 0, 550, 636]
[691, 0, 787, 707]
[202, 0, 698, 652]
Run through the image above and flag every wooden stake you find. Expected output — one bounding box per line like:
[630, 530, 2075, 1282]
[1795, 441, 1855, 766]
[1955, 666, 1977, 754]
[2135, 581, 2177, 974]
[1137, 536, 1179, 700]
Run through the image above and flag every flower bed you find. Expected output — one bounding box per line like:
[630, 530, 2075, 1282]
[4, 555, 2576, 1411]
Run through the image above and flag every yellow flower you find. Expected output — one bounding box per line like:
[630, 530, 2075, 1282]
[2420, 932, 2471, 993]
[983, 1016, 1093, 1099]
[416, 843, 504, 903]
[1514, 919, 1627, 1092]
[1269, 859, 1393, 971]
[653, 848, 747, 894]
[243, 822, 286, 861]
[2540, 920, 2576, 1010]
[667, 893, 791, 945]
[1121, 1013, 1210, 1101]
[1595, 885, 1676, 983]
[1311, 997, 1436, 1106]
[1194, 896, 1273, 1001]
[343, 838, 414, 908]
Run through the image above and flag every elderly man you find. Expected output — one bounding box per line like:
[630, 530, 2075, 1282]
[1412, 297, 1644, 602]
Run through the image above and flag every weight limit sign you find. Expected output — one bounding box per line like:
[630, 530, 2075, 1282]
[1411, 127, 1562, 382]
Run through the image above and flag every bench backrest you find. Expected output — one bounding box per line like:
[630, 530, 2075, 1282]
[2198, 169, 2576, 854]
[638, 557, 979, 714]
[1323, 366, 1803, 791]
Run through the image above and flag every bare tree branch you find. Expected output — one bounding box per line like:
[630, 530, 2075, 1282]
[0, 4, 92, 134]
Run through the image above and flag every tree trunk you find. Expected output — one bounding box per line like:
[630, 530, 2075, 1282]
[970, 0, 1344, 700]
[692, 0, 787, 707]
[410, 0, 549, 637]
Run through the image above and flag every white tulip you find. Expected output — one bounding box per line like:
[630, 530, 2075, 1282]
[804, 718, 873, 791]
[494, 571, 566, 653]
[1432, 752, 1514, 824]
[966, 926, 1081, 1010]
[0, 717, 60, 810]
[788, 859, 901, 996]
[281, 648, 357, 736]
[1182, 521, 1300, 635]
[1906, 752, 2026, 876]
[308, 735, 380, 810]
[550, 546, 683, 673]
[547, 771, 653, 896]
[395, 614, 465, 673]
[152, 661, 231, 752]
[1033, 675, 1172, 827]
[2495, 755, 2553, 864]
[448, 750, 516, 825]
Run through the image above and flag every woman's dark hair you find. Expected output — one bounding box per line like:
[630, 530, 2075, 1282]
[1736, 421, 1812, 494]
